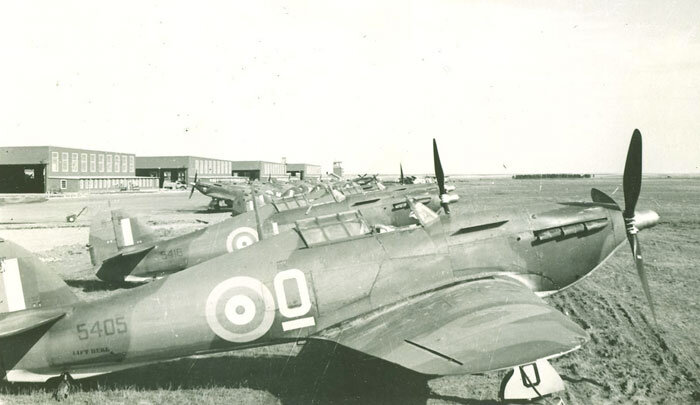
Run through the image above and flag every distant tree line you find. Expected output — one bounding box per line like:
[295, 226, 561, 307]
[512, 174, 594, 179]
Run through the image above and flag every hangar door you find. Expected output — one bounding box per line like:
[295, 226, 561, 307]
[0, 164, 46, 193]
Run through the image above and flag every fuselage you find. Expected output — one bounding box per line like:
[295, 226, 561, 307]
[3, 200, 628, 382]
[97, 185, 443, 281]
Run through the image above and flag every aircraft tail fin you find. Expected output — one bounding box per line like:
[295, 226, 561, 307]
[0, 238, 79, 314]
[88, 209, 157, 266]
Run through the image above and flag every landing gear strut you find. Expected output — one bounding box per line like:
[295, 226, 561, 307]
[207, 198, 220, 210]
[499, 359, 566, 403]
[52, 373, 73, 401]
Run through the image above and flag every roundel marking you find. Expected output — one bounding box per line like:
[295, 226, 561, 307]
[205, 276, 275, 343]
[225, 227, 259, 253]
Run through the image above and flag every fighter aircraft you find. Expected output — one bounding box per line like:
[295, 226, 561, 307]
[0, 131, 659, 402]
[189, 174, 332, 212]
[89, 179, 452, 282]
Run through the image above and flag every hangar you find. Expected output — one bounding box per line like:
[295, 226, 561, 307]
[0, 146, 158, 194]
[286, 163, 322, 180]
[230, 161, 287, 181]
[135, 156, 237, 188]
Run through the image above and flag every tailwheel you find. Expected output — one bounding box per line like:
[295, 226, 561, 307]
[52, 373, 73, 401]
[499, 359, 566, 403]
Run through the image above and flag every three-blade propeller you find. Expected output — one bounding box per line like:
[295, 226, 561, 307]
[592, 130, 658, 322]
[622, 129, 657, 322]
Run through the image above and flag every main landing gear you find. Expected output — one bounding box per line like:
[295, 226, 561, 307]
[52, 373, 73, 401]
[207, 198, 233, 211]
[499, 359, 566, 404]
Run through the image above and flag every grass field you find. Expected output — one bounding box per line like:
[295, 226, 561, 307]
[0, 178, 698, 404]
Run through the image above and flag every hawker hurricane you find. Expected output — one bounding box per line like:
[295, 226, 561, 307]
[89, 179, 452, 282]
[0, 132, 659, 402]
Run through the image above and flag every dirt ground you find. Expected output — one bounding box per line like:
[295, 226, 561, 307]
[0, 178, 698, 404]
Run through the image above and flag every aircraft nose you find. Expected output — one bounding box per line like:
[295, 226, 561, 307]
[635, 209, 660, 231]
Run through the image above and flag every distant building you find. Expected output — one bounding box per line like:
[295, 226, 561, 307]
[0, 146, 157, 193]
[135, 156, 236, 188]
[333, 161, 344, 178]
[286, 163, 321, 180]
[230, 161, 287, 181]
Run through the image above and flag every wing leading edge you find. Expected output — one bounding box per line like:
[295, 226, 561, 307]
[313, 278, 588, 376]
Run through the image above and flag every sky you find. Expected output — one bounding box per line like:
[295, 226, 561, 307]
[1, 1, 698, 175]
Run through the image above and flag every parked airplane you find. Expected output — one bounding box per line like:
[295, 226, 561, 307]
[90, 182, 453, 282]
[189, 175, 333, 212]
[0, 132, 658, 402]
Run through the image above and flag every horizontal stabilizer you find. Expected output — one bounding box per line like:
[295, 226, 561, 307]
[95, 245, 155, 282]
[0, 308, 66, 338]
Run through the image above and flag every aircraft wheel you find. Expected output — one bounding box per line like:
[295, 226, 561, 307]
[52, 373, 73, 401]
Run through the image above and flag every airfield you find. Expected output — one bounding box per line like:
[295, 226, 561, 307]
[0, 177, 697, 404]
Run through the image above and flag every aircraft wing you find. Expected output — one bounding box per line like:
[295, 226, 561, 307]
[313, 278, 588, 375]
[208, 189, 246, 201]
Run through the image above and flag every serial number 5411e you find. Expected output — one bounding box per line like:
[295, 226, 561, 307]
[77, 317, 127, 340]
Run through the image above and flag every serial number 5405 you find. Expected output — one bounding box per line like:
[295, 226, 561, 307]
[77, 317, 127, 340]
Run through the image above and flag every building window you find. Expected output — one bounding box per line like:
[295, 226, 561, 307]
[90, 154, 96, 172]
[81, 153, 87, 172]
[79, 179, 84, 189]
[71, 153, 78, 172]
[60, 179, 67, 190]
[114, 155, 120, 172]
[122, 155, 128, 173]
[106, 154, 112, 172]
[129, 155, 134, 173]
[61, 152, 69, 172]
[51, 152, 59, 172]
[98, 154, 104, 172]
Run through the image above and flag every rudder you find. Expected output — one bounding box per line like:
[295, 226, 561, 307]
[88, 209, 157, 266]
[0, 238, 78, 313]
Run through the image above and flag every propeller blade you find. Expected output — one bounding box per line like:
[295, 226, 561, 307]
[433, 138, 449, 214]
[400, 164, 404, 184]
[628, 233, 657, 322]
[623, 129, 642, 218]
[250, 184, 264, 240]
[189, 172, 198, 199]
